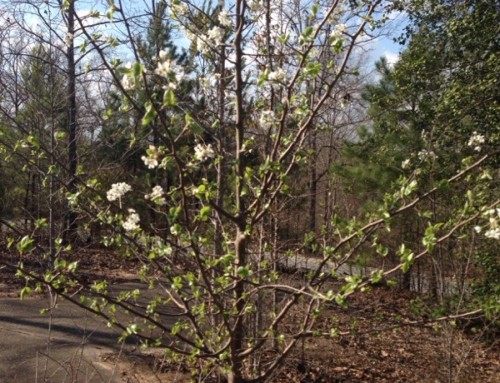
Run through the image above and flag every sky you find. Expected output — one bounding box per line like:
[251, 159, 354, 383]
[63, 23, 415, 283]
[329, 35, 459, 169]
[369, 9, 408, 68]
[3, 0, 408, 75]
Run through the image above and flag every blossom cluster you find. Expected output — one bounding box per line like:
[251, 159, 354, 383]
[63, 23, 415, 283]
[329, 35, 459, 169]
[479, 208, 500, 240]
[208, 26, 224, 43]
[121, 75, 135, 91]
[141, 145, 160, 169]
[331, 23, 347, 39]
[123, 209, 140, 231]
[259, 110, 276, 129]
[417, 149, 437, 162]
[107, 182, 132, 202]
[467, 131, 485, 152]
[268, 68, 286, 82]
[330, 23, 347, 52]
[475, 208, 500, 240]
[193, 26, 225, 55]
[120, 62, 137, 91]
[194, 143, 215, 162]
[171, 2, 187, 16]
[155, 50, 183, 90]
[171, 3, 233, 54]
[145, 185, 166, 205]
[218, 10, 232, 28]
[182, 9, 232, 56]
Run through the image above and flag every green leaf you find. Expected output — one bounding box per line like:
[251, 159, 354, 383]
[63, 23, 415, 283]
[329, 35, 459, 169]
[67, 261, 79, 273]
[35, 218, 48, 228]
[302, 26, 313, 38]
[403, 180, 418, 196]
[142, 102, 156, 126]
[79, 40, 88, 53]
[106, 5, 116, 20]
[172, 276, 183, 291]
[126, 323, 140, 335]
[311, 4, 319, 18]
[20, 286, 32, 300]
[199, 206, 211, 221]
[237, 266, 252, 278]
[185, 114, 204, 134]
[17, 236, 34, 254]
[334, 294, 347, 308]
[163, 89, 176, 107]
[370, 269, 384, 284]
[133, 62, 143, 78]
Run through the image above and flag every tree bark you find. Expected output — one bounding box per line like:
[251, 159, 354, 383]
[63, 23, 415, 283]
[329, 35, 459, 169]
[229, 1, 247, 381]
[308, 131, 317, 235]
[64, 0, 78, 244]
[214, 0, 226, 257]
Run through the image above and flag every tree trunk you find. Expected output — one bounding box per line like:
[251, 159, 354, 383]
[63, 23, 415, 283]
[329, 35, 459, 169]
[308, 131, 317, 235]
[64, 0, 78, 244]
[214, 3, 226, 256]
[230, 2, 247, 380]
[230, 223, 247, 383]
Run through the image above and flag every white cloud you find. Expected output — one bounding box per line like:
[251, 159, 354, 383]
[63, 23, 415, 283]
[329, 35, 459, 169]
[384, 51, 399, 67]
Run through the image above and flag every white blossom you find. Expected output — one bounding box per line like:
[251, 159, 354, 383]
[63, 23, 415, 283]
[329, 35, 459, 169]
[485, 228, 500, 240]
[199, 76, 210, 91]
[197, 37, 211, 55]
[207, 26, 224, 44]
[194, 143, 215, 162]
[141, 145, 159, 169]
[483, 208, 496, 217]
[121, 75, 135, 91]
[159, 49, 169, 61]
[107, 182, 132, 202]
[145, 185, 166, 205]
[401, 159, 411, 169]
[474, 225, 482, 233]
[155, 54, 184, 90]
[171, 2, 187, 16]
[332, 23, 347, 39]
[259, 110, 276, 128]
[467, 131, 485, 152]
[218, 10, 232, 28]
[268, 68, 286, 82]
[482, 212, 499, 239]
[122, 209, 140, 231]
[417, 149, 437, 161]
[155, 60, 175, 77]
[328, 8, 343, 25]
[199, 74, 220, 91]
[142, 156, 158, 169]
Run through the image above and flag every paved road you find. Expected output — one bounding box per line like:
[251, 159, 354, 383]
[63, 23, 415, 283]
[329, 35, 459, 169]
[0, 256, 460, 382]
[0, 285, 144, 383]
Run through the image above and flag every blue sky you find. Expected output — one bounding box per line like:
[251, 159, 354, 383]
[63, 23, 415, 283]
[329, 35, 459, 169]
[369, 10, 408, 67]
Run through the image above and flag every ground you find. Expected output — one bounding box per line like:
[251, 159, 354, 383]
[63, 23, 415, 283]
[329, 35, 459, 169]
[0, 247, 498, 382]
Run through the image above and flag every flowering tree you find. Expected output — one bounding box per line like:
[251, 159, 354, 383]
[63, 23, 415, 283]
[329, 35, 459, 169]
[1, 0, 498, 382]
